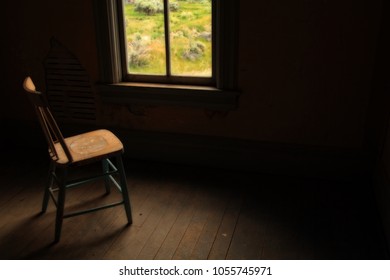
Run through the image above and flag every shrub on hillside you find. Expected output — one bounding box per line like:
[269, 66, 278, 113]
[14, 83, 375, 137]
[169, 2, 180, 12]
[128, 34, 151, 67]
[134, 0, 179, 15]
[134, 0, 163, 15]
[182, 40, 205, 61]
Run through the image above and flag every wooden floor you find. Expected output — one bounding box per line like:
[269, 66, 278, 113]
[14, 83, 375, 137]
[0, 147, 388, 260]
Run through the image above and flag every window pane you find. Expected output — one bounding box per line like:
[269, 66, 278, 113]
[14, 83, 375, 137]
[124, 0, 166, 75]
[170, 0, 212, 77]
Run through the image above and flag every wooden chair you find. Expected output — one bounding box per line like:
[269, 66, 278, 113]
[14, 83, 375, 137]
[23, 76, 132, 242]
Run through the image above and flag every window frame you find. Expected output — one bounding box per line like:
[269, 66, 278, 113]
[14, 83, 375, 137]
[118, 0, 216, 86]
[94, 0, 239, 110]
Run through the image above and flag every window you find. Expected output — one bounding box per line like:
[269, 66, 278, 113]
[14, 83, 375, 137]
[122, 0, 213, 85]
[94, 0, 239, 109]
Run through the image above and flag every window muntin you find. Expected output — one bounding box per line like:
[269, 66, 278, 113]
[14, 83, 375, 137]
[121, 0, 213, 84]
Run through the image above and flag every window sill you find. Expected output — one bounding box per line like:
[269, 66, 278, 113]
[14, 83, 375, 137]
[96, 83, 239, 110]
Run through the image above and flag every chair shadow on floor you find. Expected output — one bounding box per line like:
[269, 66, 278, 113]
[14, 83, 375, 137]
[0, 192, 132, 260]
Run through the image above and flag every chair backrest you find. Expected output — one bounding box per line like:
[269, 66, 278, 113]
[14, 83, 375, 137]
[23, 76, 73, 164]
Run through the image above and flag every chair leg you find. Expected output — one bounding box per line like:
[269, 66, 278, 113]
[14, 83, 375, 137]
[116, 155, 132, 224]
[54, 167, 67, 243]
[42, 161, 55, 213]
[102, 159, 111, 194]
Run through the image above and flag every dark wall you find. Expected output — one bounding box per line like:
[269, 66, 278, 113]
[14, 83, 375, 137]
[2, 0, 98, 122]
[1, 0, 385, 151]
[383, 129, 390, 176]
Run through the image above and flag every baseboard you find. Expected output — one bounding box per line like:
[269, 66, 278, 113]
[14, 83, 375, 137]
[1, 119, 373, 181]
[373, 162, 390, 255]
[112, 128, 373, 182]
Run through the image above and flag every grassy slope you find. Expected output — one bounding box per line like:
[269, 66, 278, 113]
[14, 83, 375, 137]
[124, 1, 212, 76]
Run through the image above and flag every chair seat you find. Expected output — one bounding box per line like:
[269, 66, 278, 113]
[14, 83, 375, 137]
[51, 129, 124, 165]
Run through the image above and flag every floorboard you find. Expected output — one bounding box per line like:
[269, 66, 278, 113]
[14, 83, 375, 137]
[0, 147, 388, 260]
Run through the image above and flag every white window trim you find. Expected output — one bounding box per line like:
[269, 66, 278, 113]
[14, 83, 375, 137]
[93, 0, 239, 110]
